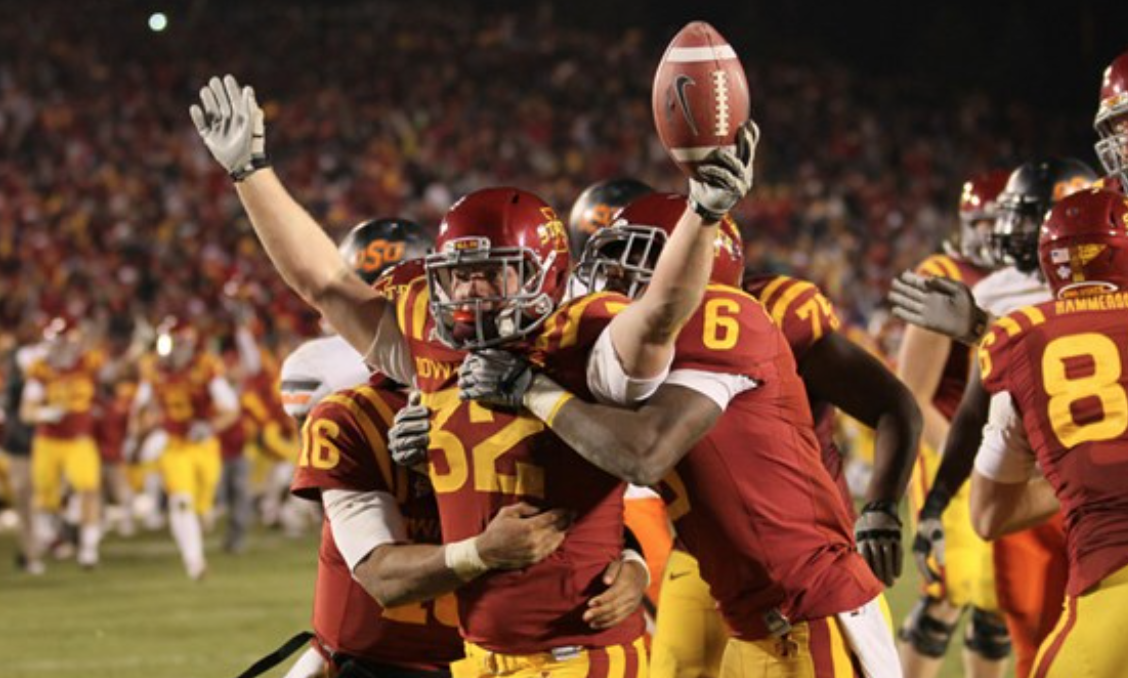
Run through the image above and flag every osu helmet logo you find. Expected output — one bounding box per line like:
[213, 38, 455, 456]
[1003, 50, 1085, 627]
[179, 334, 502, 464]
[355, 239, 406, 273]
[1052, 176, 1093, 202]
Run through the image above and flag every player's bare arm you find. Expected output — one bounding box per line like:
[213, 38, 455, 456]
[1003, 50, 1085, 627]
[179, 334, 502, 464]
[608, 121, 758, 380]
[896, 322, 956, 451]
[970, 474, 1060, 541]
[801, 331, 922, 504]
[353, 502, 570, 608]
[190, 75, 387, 357]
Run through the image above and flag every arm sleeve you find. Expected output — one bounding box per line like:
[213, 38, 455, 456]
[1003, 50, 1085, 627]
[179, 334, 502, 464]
[322, 488, 409, 573]
[586, 326, 672, 406]
[235, 326, 262, 376]
[208, 377, 240, 413]
[974, 390, 1037, 483]
[363, 305, 415, 385]
[663, 368, 759, 411]
[20, 379, 44, 407]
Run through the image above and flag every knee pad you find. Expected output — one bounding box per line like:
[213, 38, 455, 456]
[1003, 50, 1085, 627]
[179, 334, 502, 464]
[965, 607, 1012, 661]
[898, 596, 957, 659]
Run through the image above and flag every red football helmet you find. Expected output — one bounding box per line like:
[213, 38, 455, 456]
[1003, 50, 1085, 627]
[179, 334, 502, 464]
[574, 192, 744, 299]
[949, 169, 1010, 267]
[1095, 51, 1128, 194]
[425, 187, 570, 349]
[1039, 188, 1128, 298]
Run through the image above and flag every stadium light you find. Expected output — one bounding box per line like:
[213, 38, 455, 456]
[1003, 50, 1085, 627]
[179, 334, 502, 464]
[148, 12, 168, 32]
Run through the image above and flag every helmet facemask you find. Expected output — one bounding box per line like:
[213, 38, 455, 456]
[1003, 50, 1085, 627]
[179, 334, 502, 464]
[425, 239, 558, 350]
[991, 192, 1046, 273]
[1095, 109, 1128, 194]
[574, 224, 667, 300]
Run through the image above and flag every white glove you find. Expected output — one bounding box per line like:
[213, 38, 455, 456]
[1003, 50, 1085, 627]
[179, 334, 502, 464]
[458, 349, 534, 411]
[187, 420, 214, 443]
[889, 271, 989, 345]
[189, 74, 268, 181]
[854, 501, 903, 587]
[688, 119, 760, 222]
[388, 391, 431, 468]
[37, 405, 66, 425]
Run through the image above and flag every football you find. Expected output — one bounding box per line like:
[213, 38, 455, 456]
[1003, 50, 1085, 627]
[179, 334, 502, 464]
[652, 21, 751, 178]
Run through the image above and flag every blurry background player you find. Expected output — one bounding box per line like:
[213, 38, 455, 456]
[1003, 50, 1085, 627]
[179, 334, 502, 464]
[130, 316, 240, 579]
[1095, 51, 1128, 194]
[20, 316, 105, 569]
[2, 323, 47, 573]
[890, 157, 1099, 677]
[969, 187, 1128, 677]
[894, 169, 1010, 678]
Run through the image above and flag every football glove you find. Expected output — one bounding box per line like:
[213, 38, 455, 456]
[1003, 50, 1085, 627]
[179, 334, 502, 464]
[688, 119, 759, 222]
[388, 391, 430, 468]
[889, 271, 989, 345]
[189, 74, 269, 181]
[912, 488, 951, 585]
[855, 500, 903, 587]
[187, 420, 214, 443]
[458, 349, 533, 411]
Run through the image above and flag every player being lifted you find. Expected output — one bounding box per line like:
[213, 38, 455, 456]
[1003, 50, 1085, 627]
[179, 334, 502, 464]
[190, 74, 757, 675]
[447, 193, 904, 676]
[970, 187, 1128, 677]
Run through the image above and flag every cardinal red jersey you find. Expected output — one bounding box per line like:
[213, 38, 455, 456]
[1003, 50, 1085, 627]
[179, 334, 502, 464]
[743, 274, 853, 510]
[94, 380, 137, 463]
[290, 377, 462, 670]
[241, 351, 297, 459]
[979, 292, 1128, 595]
[393, 277, 643, 653]
[913, 254, 991, 419]
[26, 351, 105, 440]
[142, 353, 224, 437]
[661, 284, 881, 639]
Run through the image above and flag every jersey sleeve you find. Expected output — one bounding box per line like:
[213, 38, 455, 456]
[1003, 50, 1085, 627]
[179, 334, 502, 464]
[977, 305, 1047, 394]
[974, 391, 1037, 483]
[290, 386, 404, 502]
[915, 254, 964, 281]
[671, 285, 785, 381]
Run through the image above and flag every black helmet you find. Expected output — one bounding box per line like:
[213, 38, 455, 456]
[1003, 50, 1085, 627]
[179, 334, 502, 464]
[991, 158, 1098, 272]
[568, 178, 654, 255]
[340, 218, 432, 284]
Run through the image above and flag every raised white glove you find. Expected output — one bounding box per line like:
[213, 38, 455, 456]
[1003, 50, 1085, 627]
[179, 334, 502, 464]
[388, 391, 431, 468]
[889, 271, 989, 345]
[688, 119, 760, 222]
[854, 500, 903, 587]
[189, 74, 268, 181]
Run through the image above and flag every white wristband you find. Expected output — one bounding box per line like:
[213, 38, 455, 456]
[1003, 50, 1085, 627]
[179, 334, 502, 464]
[444, 537, 489, 581]
[523, 374, 574, 426]
[620, 548, 651, 589]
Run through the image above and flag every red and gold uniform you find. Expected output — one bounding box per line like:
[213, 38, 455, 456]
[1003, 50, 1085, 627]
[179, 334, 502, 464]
[241, 350, 299, 464]
[743, 274, 848, 511]
[388, 274, 647, 669]
[978, 293, 1128, 676]
[95, 380, 137, 465]
[658, 285, 885, 675]
[141, 353, 226, 515]
[291, 377, 463, 672]
[27, 351, 105, 509]
[905, 253, 999, 609]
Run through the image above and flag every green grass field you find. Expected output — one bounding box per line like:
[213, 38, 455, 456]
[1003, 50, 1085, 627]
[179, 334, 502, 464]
[0, 524, 1002, 677]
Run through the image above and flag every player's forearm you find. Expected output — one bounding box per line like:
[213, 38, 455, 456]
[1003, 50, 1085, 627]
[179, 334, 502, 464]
[970, 474, 1059, 540]
[610, 207, 716, 378]
[932, 387, 989, 502]
[865, 402, 922, 503]
[354, 543, 464, 608]
[234, 169, 352, 304]
[919, 404, 950, 453]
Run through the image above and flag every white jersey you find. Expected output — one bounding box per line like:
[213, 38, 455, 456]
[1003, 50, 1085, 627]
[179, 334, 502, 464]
[971, 266, 1051, 318]
[279, 335, 369, 419]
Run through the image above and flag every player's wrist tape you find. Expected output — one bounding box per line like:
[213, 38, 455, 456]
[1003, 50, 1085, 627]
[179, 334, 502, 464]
[689, 198, 724, 225]
[444, 537, 489, 581]
[231, 154, 271, 183]
[523, 375, 574, 427]
[620, 548, 651, 588]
